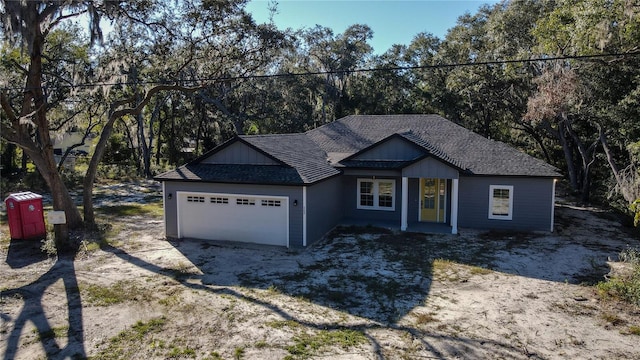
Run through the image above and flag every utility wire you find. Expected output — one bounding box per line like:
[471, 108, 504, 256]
[2, 51, 639, 92]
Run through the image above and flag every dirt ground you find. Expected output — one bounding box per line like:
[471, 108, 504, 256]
[1, 183, 640, 359]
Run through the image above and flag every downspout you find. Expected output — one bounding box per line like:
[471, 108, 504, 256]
[302, 186, 307, 246]
[401, 177, 408, 231]
[550, 179, 557, 232]
[162, 182, 167, 236]
[451, 178, 459, 234]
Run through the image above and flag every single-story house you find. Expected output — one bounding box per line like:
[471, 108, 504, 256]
[155, 114, 560, 247]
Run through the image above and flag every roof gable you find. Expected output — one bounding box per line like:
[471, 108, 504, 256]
[199, 139, 281, 165]
[241, 134, 341, 183]
[346, 134, 426, 162]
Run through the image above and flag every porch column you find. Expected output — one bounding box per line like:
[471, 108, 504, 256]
[451, 178, 459, 234]
[401, 177, 408, 231]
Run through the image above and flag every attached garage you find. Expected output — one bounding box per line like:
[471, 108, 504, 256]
[177, 191, 289, 247]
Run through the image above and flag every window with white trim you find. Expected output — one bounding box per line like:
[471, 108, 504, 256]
[357, 179, 395, 211]
[488, 185, 513, 220]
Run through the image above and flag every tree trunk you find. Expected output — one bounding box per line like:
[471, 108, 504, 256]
[2, 5, 84, 250]
[558, 118, 578, 190]
[83, 115, 118, 227]
[564, 119, 599, 203]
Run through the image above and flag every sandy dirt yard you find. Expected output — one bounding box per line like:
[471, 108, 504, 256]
[1, 182, 640, 360]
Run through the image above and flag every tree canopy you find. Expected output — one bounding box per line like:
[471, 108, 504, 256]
[2, 0, 640, 250]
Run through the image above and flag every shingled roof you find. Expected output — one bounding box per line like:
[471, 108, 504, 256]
[307, 114, 559, 177]
[156, 114, 559, 184]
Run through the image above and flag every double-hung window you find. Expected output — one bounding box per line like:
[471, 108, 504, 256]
[488, 185, 513, 220]
[357, 179, 395, 211]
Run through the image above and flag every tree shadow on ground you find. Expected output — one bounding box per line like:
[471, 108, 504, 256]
[100, 241, 544, 359]
[1, 250, 85, 360]
[5, 202, 630, 359]
[1, 228, 546, 359]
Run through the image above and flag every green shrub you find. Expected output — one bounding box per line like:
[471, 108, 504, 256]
[597, 247, 640, 306]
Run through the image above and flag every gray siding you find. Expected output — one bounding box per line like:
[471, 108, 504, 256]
[353, 137, 424, 161]
[457, 176, 554, 231]
[162, 181, 304, 246]
[402, 157, 459, 179]
[342, 176, 402, 223]
[201, 141, 279, 165]
[305, 176, 343, 245]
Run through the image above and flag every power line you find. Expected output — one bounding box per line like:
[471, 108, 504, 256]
[2, 51, 639, 92]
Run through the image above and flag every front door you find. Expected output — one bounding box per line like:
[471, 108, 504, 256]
[420, 178, 446, 223]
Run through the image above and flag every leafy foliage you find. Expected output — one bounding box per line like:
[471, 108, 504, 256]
[2, 0, 640, 232]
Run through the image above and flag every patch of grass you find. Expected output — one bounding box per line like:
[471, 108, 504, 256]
[627, 325, 640, 335]
[255, 340, 268, 348]
[97, 202, 163, 218]
[92, 317, 167, 360]
[433, 258, 456, 271]
[596, 248, 640, 306]
[83, 280, 154, 306]
[597, 276, 640, 306]
[414, 312, 439, 325]
[549, 301, 597, 317]
[164, 261, 198, 280]
[469, 265, 493, 275]
[266, 284, 281, 295]
[203, 352, 224, 360]
[601, 313, 626, 326]
[33, 325, 68, 341]
[167, 345, 196, 358]
[233, 347, 245, 360]
[620, 247, 640, 265]
[158, 293, 181, 307]
[285, 329, 367, 359]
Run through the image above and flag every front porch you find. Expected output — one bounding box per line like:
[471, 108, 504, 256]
[399, 176, 459, 234]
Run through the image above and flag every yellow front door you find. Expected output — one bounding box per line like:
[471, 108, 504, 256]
[420, 178, 446, 223]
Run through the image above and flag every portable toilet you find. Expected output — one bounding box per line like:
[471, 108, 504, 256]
[4, 192, 46, 240]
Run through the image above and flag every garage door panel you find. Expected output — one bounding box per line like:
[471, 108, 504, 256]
[178, 192, 288, 247]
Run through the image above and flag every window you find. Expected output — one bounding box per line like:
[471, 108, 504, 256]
[187, 196, 205, 203]
[488, 185, 513, 220]
[359, 180, 374, 207]
[236, 198, 255, 205]
[210, 197, 229, 204]
[357, 179, 395, 211]
[261, 199, 281, 207]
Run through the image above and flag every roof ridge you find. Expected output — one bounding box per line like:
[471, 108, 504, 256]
[397, 131, 467, 170]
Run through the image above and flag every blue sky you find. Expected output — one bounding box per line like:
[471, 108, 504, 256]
[245, 0, 500, 54]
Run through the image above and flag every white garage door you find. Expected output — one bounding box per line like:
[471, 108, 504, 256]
[177, 192, 289, 247]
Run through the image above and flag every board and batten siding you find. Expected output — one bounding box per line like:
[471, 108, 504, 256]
[457, 176, 554, 231]
[353, 136, 424, 161]
[305, 176, 343, 245]
[162, 181, 304, 246]
[402, 157, 459, 179]
[200, 141, 279, 165]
